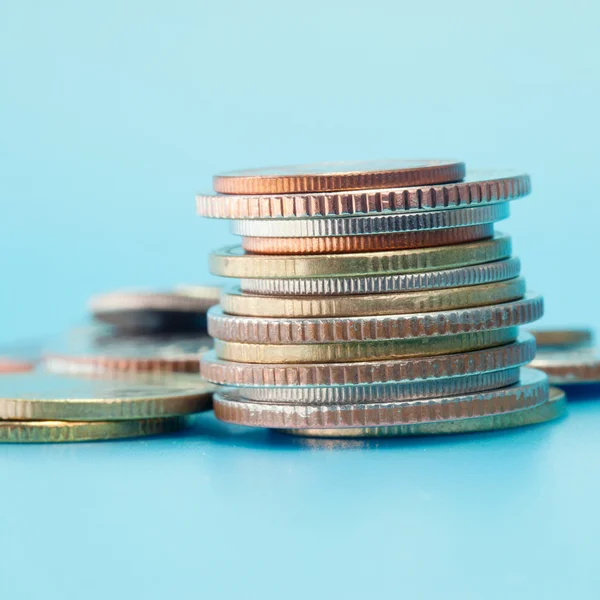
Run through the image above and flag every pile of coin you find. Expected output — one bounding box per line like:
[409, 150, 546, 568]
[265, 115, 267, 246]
[197, 160, 566, 437]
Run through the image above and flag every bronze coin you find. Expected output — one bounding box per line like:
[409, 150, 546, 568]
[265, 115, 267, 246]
[529, 328, 594, 349]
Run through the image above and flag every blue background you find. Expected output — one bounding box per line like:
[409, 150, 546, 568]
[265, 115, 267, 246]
[1, 1, 600, 598]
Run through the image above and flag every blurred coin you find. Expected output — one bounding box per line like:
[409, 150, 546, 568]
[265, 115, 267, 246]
[0, 371, 212, 420]
[210, 234, 512, 279]
[230, 204, 509, 238]
[241, 224, 493, 254]
[213, 328, 518, 363]
[213, 159, 465, 194]
[89, 287, 220, 332]
[200, 333, 535, 386]
[198, 170, 529, 219]
[240, 258, 521, 295]
[0, 416, 188, 443]
[213, 368, 549, 429]
[43, 328, 212, 375]
[280, 387, 565, 438]
[529, 328, 594, 349]
[530, 347, 600, 384]
[0, 358, 34, 373]
[208, 294, 542, 344]
[238, 367, 520, 403]
[220, 279, 526, 318]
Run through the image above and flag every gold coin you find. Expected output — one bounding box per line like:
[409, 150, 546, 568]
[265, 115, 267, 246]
[280, 387, 566, 438]
[213, 328, 518, 364]
[209, 234, 511, 279]
[0, 416, 188, 443]
[213, 368, 549, 429]
[212, 159, 465, 195]
[529, 328, 594, 349]
[0, 372, 212, 420]
[220, 278, 526, 318]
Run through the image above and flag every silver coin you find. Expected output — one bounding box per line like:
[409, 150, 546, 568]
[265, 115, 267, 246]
[240, 258, 521, 296]
[237, 367, 520, 404]
[230, 204, 509, 238]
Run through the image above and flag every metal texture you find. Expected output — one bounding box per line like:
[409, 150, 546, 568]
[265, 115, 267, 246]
[530, 348, 600, 384]
[529, 328, 594, 349]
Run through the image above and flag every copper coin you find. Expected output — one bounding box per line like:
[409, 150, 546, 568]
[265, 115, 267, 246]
[0, 358, 34, 374]
[530, 347, 600, 384]
[241, 224, 494, 254]
[89, 287, 220, 332]
[529, 328, 594, 349]
[43, 327, 212, 375]
[200, 334, 536, 386]
[213, 368, 549, 429]
[198, 170, 529, 218]
[212, 159, 465, 195]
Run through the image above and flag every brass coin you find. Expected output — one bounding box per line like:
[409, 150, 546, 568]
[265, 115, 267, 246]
[212, 159, 465, 195]
[209, 234, 512, 279]
[0, 416, 188, 443]
[530, 348, 600, 384]
[0, 358, 34, 374]
[280, 387, 566, 438]
[200, 333, 535, 386]
[220, 278, 526, 318]
[0, 371, 212, 420]
[529, 328, 594, 349]
[208, 293, 542, 344]
[213, 368, 549, 429]
[240, 225, 493, 254]
[197, 170, 529, 219]
[213, 328, 519, 364]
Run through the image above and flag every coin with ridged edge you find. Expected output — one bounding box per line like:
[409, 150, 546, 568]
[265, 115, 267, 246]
[240, 258, 521, 296]
[280, 387, 565, 438]
[200, 333, 536, 386]
[230, 203, 509, 238]
[530, 348, 600, 384]
[213, 368, 549, 429]
[0, 372, 212, 421]
[210, 234, 512, 279]
[212, 159, 465, 195]
[208, 293, 542, 344]
[241, 224, 493, 254]
[220, 278, 526, 318]
[213, 328, 518, 364]
[238, 367, 520, 404]
[529, 328, 594, 349]
[0, 416, 188, 443]
[198, 170, 529, 219]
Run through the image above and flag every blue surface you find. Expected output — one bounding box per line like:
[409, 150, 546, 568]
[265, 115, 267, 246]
[2, 1, 600, 598]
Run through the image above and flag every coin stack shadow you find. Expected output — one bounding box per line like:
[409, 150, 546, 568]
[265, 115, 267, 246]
[197, 161, 567, 437]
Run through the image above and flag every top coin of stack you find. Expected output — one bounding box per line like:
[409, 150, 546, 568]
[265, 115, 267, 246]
[197, 160, 565, 437]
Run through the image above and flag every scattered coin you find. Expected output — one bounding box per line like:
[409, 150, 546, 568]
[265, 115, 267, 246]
[197, 170, 529, 219]
[213, 328, 518, 364]
[238, 367, 521, 404]
[0, 416, 188, 443]
[200, 333, 536, 386]
[212, 159, 466, 195]
[210, 234, 512, 279]
[279, 386, 566, 437]
[0, 371, 212, 420]
[220, 278, 526, 318]
[530, 348, 600, 384]
[213, 368, 549, 429]
[529, 328, 594, 349]
[240, 258, 521, 295]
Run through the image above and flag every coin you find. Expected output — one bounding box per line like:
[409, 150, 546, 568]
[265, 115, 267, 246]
[212, 159, 466, 195]
[213, 368, 549, 429]
[530, 348, 600, 384]
[208, 294, 542, 344]
[240, 224, 494, 254]
[210, 234, 512, 279]
[213, 328, 518, 363]
[0, 371, 212, 420]
[230, 204, 509, 238]
[197, 170, 529, 219]
[280, 387, 566, 438]
[238, 367, 520, 404]
[0, 416, 188, 443]
[89, 287, 221, 332]
[200, 333, 535, 386]
[240, 258, 521, 295]
[0, 358, 34, 373]
[529, 328, 594, 349]
[220, 279, 526, 318]
[43, 329, 212, 375]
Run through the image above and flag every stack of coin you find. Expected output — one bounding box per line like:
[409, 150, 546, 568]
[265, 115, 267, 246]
[197, 160, 566, 437]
